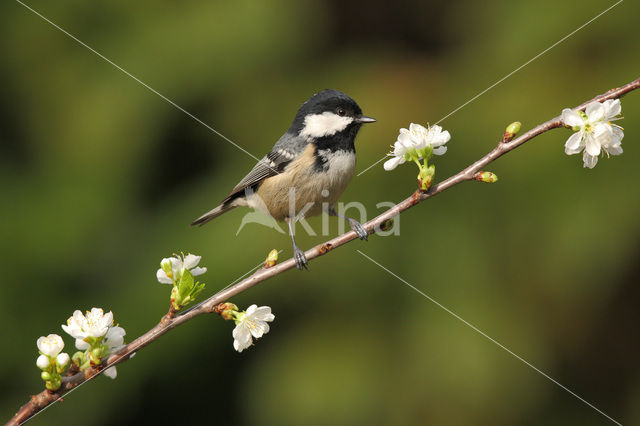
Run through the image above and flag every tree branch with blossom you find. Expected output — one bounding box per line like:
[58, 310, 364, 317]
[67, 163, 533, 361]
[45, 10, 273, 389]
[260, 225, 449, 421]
[8, 76, 640, 426]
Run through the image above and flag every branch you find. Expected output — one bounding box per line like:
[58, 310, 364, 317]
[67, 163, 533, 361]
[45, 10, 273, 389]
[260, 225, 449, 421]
[8, 76, 640, 426]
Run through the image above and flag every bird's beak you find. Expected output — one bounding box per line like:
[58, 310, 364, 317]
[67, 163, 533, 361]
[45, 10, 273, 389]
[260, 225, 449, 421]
[356, 115, 376, 124]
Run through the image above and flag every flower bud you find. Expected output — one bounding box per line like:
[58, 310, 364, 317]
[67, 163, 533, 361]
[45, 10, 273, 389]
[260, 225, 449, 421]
[90, 347, 104, 364]
[57, 353, 70, 368]
[264, 249, 279, 268]
[41, 371, 52, 381]
[46, 377, 62, 391]
[36, 355, 50, 370]
[214, 302, 239, 321]
[506, 121, 521, 136]
[72, 351, 85, 368]
[502, 121, 522, 143]
[417, 164, 435, 191]
[474, 171, 498, 183]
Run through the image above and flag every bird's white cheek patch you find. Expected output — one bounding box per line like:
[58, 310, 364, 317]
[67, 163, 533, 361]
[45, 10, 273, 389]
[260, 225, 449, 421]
[301, 112, 353, 138]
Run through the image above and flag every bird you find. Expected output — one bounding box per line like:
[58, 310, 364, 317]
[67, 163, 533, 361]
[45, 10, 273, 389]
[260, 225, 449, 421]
[191, 89, 376, 270]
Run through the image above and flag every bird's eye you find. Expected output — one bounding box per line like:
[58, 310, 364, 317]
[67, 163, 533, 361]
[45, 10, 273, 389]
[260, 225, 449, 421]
[337, 108, 346, 116]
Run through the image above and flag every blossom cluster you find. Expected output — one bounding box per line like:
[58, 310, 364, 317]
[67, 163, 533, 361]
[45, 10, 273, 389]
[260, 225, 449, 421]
[561, 99, 624, 168]
[35, 307, 125, 390]
[383, 123, 450, 171]
[36, 334, 69, 391]
[383, 123, 451, 190]
[156, 253, 207, 311]
[156, 252, 276, 352]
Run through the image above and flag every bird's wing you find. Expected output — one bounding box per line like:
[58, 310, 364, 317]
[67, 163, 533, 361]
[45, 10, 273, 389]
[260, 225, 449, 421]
[222, 145, 300, 203]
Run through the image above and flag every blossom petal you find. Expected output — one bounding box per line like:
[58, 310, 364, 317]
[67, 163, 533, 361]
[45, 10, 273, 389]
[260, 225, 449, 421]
[397, 132, 415, 149]
[605, 125, 624, 149]
[232, 324, 251, 342]
[254, 306, 275, 322]
[232, 325, 252, 352]
[409, 123, 427, 134]
[603, 99, 621, 119]
[564, 132, 584, 155]
[36, 336, 45, 352]
[249, 321, 270, 339]
[433, 146, 447, 156]
[383, 157, 404, 171]
[561, 109, 583, 127]
[430, 129, 451, 146]
[156, 269, 172, 284]
[75, 338, 90, 350]
[582, 152, 598, 169]
[169, 257, 182, 277]
[105, 326, 126, 350]
[103, 366, 118, 379]
[605, 144, 623, 156]
[233, 337, 252, 352]
[183, 254, 201, 269]
[585, 102, 605, 123]
[190, 267, 207, 276]
[584, 134, 601, 156]
[246, 304, 257, 316]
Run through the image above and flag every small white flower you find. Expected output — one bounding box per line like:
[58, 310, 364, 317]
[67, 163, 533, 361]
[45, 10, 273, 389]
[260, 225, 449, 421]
[62, 308, 114, 348]
[37, 334, 65, 357]
[561, 99, 623, 168]
[36, 354, 50, 369]
[56, 353, 70, 368]
[384, 123, 450, 171]
[156, 253, 207, 284]
[232, 305, 275, 353]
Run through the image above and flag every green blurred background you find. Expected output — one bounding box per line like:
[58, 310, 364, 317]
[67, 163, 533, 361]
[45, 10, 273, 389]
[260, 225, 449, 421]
[1, 0, 639, 424]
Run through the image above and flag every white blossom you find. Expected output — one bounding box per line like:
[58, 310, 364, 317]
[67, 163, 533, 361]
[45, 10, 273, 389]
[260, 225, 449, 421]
[232, 305, 275, 353]
[37, 334, 65, 357]
[62, 308, 114, 349]
[561, 99, 623, 168]
[156, 253, 207, 284]
[384, 123, 450, 171]
[36, 354, 50, 369]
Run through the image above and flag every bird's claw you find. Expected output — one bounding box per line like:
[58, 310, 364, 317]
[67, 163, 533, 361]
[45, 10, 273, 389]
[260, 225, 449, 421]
[349, 219, 369, 241]
[293, 247, 309, 271]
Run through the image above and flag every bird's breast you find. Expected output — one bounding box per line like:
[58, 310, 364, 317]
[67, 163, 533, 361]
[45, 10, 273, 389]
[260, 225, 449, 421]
[253, 144, 356, 220]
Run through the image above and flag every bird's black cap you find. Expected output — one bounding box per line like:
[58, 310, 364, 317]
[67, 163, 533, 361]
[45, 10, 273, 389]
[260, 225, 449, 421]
[289, 89, 368, 133]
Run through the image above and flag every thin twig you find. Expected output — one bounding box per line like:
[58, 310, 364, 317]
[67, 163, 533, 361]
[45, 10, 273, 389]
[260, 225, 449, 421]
[8, 77, 640, 426]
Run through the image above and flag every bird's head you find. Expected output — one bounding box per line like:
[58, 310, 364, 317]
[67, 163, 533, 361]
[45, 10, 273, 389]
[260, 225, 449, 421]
[290, 89, 376, 139]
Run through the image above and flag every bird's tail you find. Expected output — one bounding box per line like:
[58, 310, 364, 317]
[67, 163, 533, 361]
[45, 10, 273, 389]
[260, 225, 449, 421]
[190, 203, 237, 226]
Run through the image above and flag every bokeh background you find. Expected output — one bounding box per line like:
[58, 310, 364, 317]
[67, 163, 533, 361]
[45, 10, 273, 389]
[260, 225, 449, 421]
[1, 0, 639, 424]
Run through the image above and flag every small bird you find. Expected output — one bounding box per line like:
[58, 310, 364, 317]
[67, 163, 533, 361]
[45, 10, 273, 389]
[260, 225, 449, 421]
[191, 89, 375, 270]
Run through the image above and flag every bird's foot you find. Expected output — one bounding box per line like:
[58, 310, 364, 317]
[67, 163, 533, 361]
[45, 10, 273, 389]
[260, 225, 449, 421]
[293, 246, 309, 271]
[348, 219, 369, 241]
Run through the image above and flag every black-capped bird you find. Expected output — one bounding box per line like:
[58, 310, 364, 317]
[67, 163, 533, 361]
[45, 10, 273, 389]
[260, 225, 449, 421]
[191, 89, 375, 270]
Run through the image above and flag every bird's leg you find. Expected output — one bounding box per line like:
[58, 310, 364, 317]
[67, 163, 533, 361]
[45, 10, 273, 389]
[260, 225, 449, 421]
[329, 207, 368, 241]
[286, 217, 308, 271]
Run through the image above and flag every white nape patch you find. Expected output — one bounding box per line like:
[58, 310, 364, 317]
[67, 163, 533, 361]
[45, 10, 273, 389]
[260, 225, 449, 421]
[301, 112, 353, 139]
